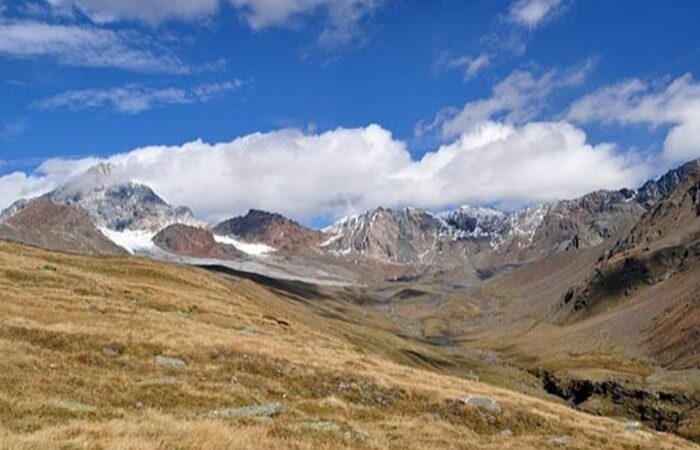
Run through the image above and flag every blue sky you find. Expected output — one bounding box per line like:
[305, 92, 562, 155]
[1, 0, 700, 224]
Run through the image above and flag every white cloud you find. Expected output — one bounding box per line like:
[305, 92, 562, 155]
[420, 60, 595, 138]
[444, 53, 491, 81]
[231, 0, 385, 47]
[508, 0, 564, 29]
[47, 0, 384, 47]
[568, 73, 700, 162]
[0, 156, 100, 213]
[231, 0, 328, 29]
[0, 20, 188, 73]
[33, 81, 244, 114]
[47, 0, 220, 25]
[405, 121, 645, 208]
[0, 172, 48, 211]
[462, 0, 566, 65]
[0, 121, 648, 222]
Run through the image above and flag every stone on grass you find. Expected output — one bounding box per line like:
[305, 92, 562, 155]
[550, 435, 572, 447]
[206, 402, 283, 419]
[154, 355, 186, 369]
[459, 395, 502, 414]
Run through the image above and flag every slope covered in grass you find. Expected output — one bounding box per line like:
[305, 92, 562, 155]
[0, 240, 693, 449]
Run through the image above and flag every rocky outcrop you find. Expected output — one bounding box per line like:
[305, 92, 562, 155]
[323, 207, 461, 265]
[439, 206, 507, 239]
[532, 369, 700, 439]
[153, 224, 239, 259]
[213, 209, 326, 253]
[636, 158, 700, 207]
[323, 190, 645, 268]
[559, 163, 700, 325]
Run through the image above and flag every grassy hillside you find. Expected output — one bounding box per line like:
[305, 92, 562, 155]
[0, 240, 693, 449]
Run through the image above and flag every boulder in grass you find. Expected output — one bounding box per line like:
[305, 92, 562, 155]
[207, 402, 283, 419]
[459, 395, 502, 414]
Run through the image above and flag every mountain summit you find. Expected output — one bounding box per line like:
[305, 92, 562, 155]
[1, 164, 197, 233]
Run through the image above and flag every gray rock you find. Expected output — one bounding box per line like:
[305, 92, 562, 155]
[207, 402, 283, 419]
[154, 355, 186, 369]
[459, 395, 502, 415]
[500, 428, 513, 437]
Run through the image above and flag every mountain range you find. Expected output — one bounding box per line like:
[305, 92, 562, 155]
[6, 159, 697, 271]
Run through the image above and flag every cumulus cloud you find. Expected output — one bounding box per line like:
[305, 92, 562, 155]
[0, 172, 50, 212]
[0, 20, 188, 73]
[568, 73, 700, 162]
[33, 81, 244, 114]
[0, 160, 96, 213]
[419, 60, 595, 138]
[508, 0, 564, 29]
[0, 121, 648, 223]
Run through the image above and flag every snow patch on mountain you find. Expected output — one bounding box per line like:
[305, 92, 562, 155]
[213, 234, 275, 256]
[504, 204, 549, 246]
[438, 205, 508, 239]
[100, 228, 158, 254]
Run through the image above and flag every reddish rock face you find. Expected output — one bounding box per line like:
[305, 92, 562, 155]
[0, 199, 125, 255]
[153, 224, 239, 259]
[213, 209, 327, 253]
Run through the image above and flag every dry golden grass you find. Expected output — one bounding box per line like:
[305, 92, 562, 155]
[0, 240, 695, 449]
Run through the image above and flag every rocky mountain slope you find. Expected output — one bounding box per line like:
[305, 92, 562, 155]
[0, 199, 125, 255]
[321, 191, 643, 270]
[322, 161, 698, 270]
[1, 163, 196, 233]
[322, 207, 462, 265]
[636, 158, 700, 207]
[153, 224, 241, 259]
[558, 162, 700, 368]
[561, 163, 700, 315]
[213, 209, 326, 253]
